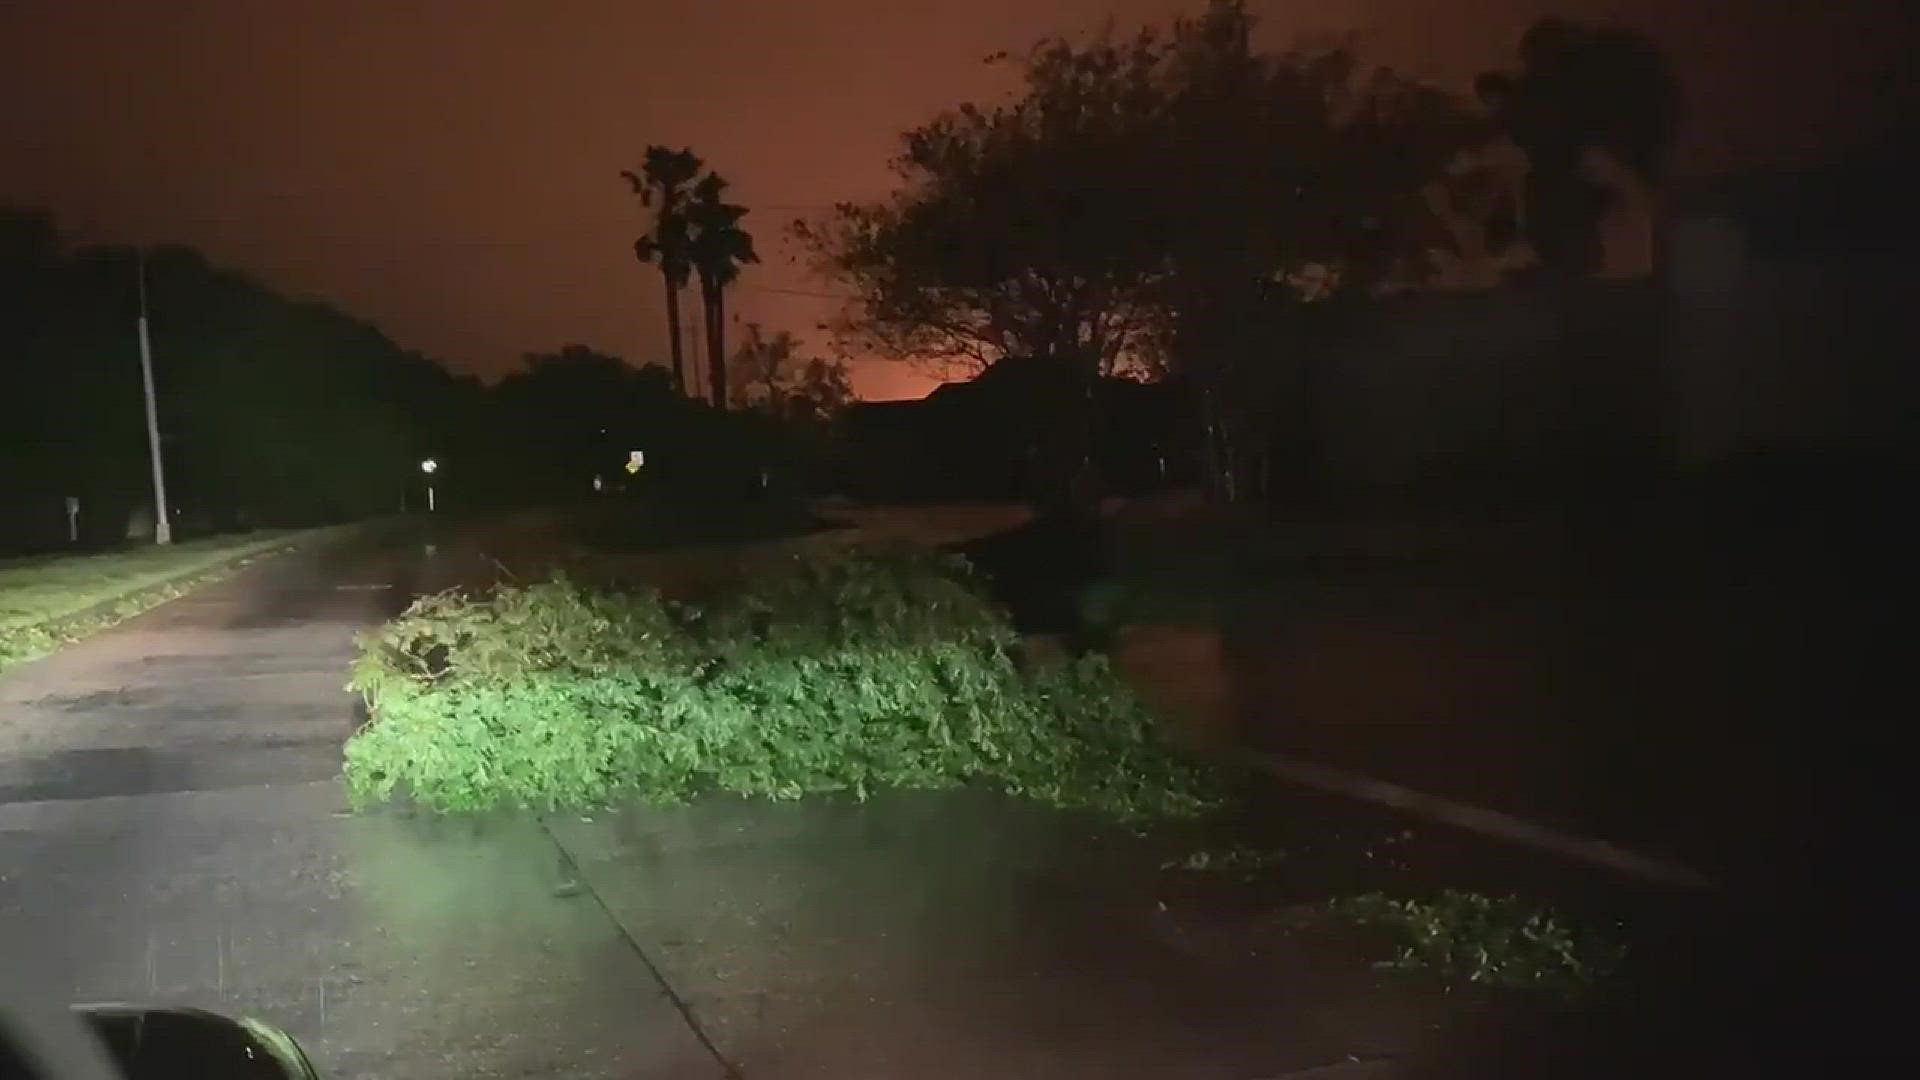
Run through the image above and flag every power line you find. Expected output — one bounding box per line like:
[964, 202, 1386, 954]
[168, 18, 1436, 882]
[737, 284, 862, 302]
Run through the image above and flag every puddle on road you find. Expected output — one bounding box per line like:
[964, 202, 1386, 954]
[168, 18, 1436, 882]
[51, 686, 165, 712]
[0, 741, 344, 804]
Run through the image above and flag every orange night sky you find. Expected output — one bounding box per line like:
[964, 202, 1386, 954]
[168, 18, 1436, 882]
[2, 1, 1907, 400]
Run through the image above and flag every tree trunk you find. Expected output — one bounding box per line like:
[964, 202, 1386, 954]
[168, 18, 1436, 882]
[1186, 295, 1286, 508]
[684, 313, 702, 403]
[1195, 381, 1225, 503]
[1035, 356, 1103, 521]
[1193, 358, 1241, 506]
[1069, 359, 1101, 514]
[706, 284, 728, 411]
[663, 280, 686, 395]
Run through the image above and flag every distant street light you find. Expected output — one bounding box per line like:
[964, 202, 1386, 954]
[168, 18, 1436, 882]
[420, 458, 438, 512]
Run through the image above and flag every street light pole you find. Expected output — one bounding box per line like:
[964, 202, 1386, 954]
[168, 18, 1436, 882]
[420, 458, 438, 512]
[136, 249, 172, 544]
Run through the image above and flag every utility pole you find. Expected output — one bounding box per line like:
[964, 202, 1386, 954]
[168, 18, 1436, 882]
[136, 249, 172, 544]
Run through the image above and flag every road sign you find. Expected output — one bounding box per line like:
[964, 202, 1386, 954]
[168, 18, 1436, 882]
[625, 450, 644, 475]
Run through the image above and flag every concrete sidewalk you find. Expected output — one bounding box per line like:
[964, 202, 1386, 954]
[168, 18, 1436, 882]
[6, 507, 1818, 1076]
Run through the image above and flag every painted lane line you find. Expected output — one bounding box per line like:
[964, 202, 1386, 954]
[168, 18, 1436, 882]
[1243, 748, 1718, 891]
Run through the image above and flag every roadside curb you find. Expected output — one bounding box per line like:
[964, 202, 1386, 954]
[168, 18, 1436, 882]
[1242, 747, 1718, 892]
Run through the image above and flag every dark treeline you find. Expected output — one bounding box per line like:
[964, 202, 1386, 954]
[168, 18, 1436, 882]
[0, 209, 823, 554]
[1, 208, 465, 550]
[483, 342, 837, 508]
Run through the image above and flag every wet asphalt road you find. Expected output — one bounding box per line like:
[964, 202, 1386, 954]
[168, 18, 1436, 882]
[0, 531, 724, 1079]
[6, 505, 1899, 1076]
[0, 521, 1497, 1079]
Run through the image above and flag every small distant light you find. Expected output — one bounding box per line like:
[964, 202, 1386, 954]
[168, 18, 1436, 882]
[420, 458, 438, 475]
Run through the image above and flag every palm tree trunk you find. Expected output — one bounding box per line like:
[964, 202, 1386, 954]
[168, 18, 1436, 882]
[707, 285, 728, 411]
[663, 280, 686, 395]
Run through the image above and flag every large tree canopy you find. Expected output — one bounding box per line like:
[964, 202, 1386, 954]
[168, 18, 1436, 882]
[1151, 5, 1474, 502]
[799, 3, 1471, 373]
[795, 23, 1168, 381]
[799, 1, 1477, 505]
[1475, 17, 1679, 276]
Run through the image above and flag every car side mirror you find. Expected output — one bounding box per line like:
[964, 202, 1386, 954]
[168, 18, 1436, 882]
[78, 1005, 320, 1080]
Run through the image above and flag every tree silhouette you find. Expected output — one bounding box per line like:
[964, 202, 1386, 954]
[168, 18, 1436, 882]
[623, 147, 703, 395]
[796, 30, 1163, 380]
[1156, 1, 1471, 501]
[727, 322, 795, 410]
[788, 356, 855, 425]
[795, 27, 1169, 511]
[729, 323, 853, 422]
[1475, 18, 1678, 277]
[801, 0, 1467, 507]
[492, 344, 686, 493]
[686, 172, 758, 410]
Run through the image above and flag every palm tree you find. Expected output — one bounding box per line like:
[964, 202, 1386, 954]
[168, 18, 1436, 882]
[685, 172, 758, 409]
[622, 147, 703, 395]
